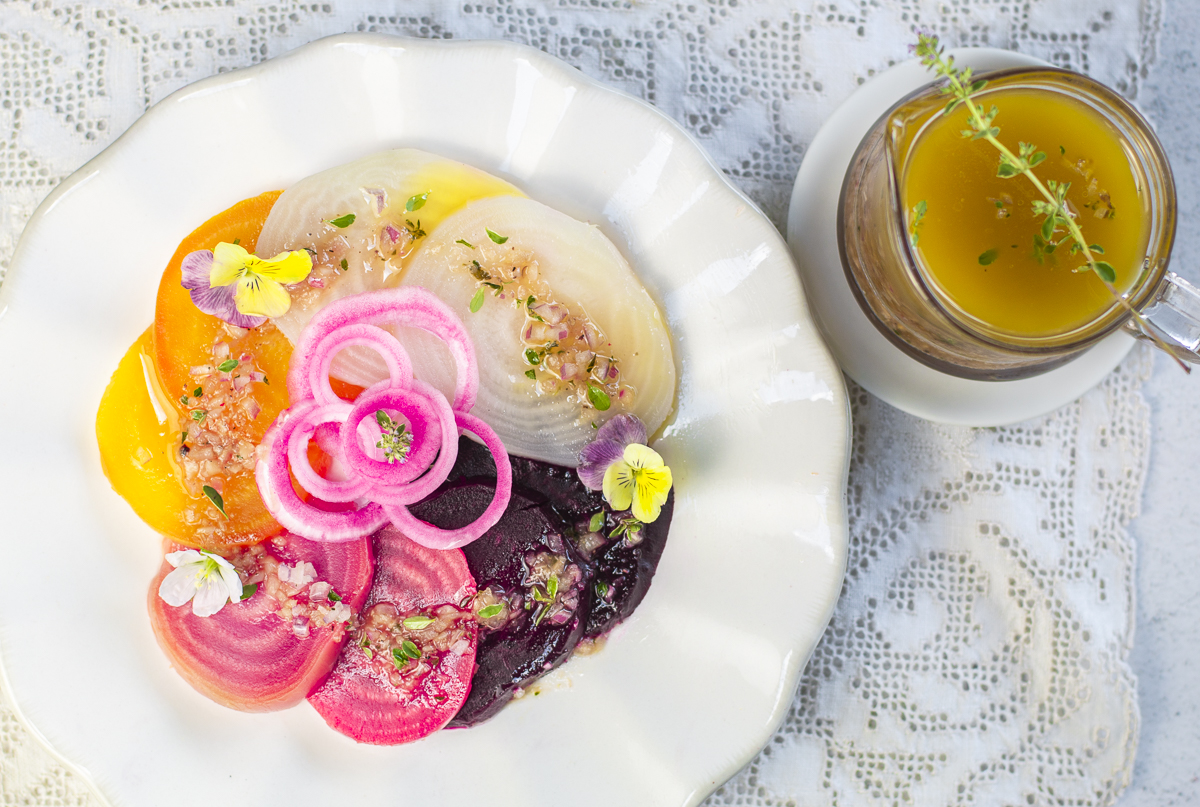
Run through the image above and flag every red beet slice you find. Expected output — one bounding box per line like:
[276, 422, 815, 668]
[307, 525, 478, 744]
[148, 533, 374, 712]
[404, 479, 593, 727]
[446, 435, 674, 637]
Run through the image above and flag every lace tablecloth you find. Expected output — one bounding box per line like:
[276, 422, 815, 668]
[0, 2, 1163, 805]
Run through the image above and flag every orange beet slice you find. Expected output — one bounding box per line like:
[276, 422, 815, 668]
[97, 192, 294, 549]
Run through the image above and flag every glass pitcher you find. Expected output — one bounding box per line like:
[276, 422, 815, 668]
[839, 66, 1200, 380]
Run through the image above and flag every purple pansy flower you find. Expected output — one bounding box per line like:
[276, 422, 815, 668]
[577, 413, 648, 490]
[181, 249, 267, 329]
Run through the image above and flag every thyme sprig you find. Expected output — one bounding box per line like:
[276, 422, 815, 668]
[915, 34, 1187, 370]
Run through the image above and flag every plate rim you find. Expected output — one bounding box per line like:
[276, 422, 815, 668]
[0, 32, 850, 807]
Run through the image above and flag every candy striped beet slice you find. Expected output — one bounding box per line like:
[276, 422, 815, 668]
[307, 525, 478, 745]
[148, 532, 373, 712]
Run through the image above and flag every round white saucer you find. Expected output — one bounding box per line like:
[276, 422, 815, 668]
[786, 48, 1136, 426]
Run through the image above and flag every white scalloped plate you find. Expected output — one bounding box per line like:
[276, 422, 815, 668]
[0, 34, 848, 807]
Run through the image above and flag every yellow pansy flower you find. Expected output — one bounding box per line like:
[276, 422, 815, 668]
[602, 443, 673, 524]
[208, 242, 313, 318]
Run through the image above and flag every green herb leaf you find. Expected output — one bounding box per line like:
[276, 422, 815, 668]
[328, 591, 342, 602]
[1093, 261, 1117, 283]
[978, 249, 999, 266]
[524, 348, 541, 365]
[241, 582, 258, 600]
[589, 512, 605, 533]
[402, 615, 435, 630]
[364, 646, 374, 660]
[996, 162, 1020, 178]
[546, 574, 559, 600]
[1028, 151, 1047, 168]
[191, 410, 206, 422]
[179, 395, 189, 406]
[193, 387, 203, 397]
[469, 287, 486, 313]
[1088, 244, 1105, 254]
[914, 199, 927, 218]
[391, 647, 406, 669]
[485, 228, 508, 244]
[587, 383, 612, 411]
[328, 213, 356, 228]
[401, 639, 421, 660]
[181, 430, 188, 443]
[1059, 145, 1066, 155]
[943, 98, 961, 116]
[456, 239, 475, 249]
[478, 603, 503, 619]
[340, 258, 349, 271]
[202, 485, 228, 518]
[595, 580, 610, 599]
[218, 359, 239, 373]
[263, 377, 269, 385]
[1040, 216, 1056, 241]
[525, 369, 537, 380]
[232, 237, 241, 246]
[969, 79, 988, 94]
[406, 192, 429, 212]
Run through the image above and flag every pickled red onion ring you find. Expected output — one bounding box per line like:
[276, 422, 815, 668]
[259, 287, 508, 548]
[339, 380, 454, 490]
[290, 287, 478, 413]
[305, 323, 414, 407]
[285, 402, 373, 503]
[383, 412, 511, 550]
[256, 402, 389, 542]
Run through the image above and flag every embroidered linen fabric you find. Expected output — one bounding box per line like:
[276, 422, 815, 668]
[0, 1, 1156, 805]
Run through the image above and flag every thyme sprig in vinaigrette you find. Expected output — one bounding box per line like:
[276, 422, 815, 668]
[913, 34, 1187, 370]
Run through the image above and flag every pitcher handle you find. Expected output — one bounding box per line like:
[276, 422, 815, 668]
[1124, 271, 1200, 365]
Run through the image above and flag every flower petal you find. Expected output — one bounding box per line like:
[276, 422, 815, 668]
[602, 459, 635, 512]
[180, 251, 214, 290]
[165, 549, 203, 569]
[631, 464, 672, 523]
[192, 575, 232, 617]
[212, 558, 245, 602]
[188, 282, 239, 319]
[578, 439, 626, 490]
[622, 442, 664, 470]
[234, 275, 293, 318]
[210, 242, 251, 287]
[596, 413, 647, 449]
[158, 563, 202, 607]
[250, 250, 313, 284]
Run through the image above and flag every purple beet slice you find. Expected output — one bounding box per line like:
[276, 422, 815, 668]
[148, 532, 374, 712]
[447, 435, 674, 637]
[307, 525, 478, 745]
[406, 479, 594, 727]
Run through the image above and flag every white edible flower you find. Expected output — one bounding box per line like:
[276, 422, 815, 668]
[158, 549, 245, 617]
[278, 561, 317, 587]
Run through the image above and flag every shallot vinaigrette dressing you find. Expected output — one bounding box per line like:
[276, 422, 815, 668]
[900, 87, 1149, 337]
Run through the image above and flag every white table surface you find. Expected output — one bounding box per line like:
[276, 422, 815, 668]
[1121, 0, 1200, 801]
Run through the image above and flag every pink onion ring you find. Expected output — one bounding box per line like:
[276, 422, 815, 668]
[383, 412, 512, 550]
[305, 323, 414, 407]
[340, 380, 457, 494]
[256, 403, 389, 542]
[285, 401, 373, 503]
[290, 287, 479, 412]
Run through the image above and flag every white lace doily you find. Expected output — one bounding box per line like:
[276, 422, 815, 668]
[0, 2, 1157, 805]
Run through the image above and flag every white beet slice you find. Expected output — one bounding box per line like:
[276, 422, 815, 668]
[256, 148, 523, 348]
[393, 195, 676, 466]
